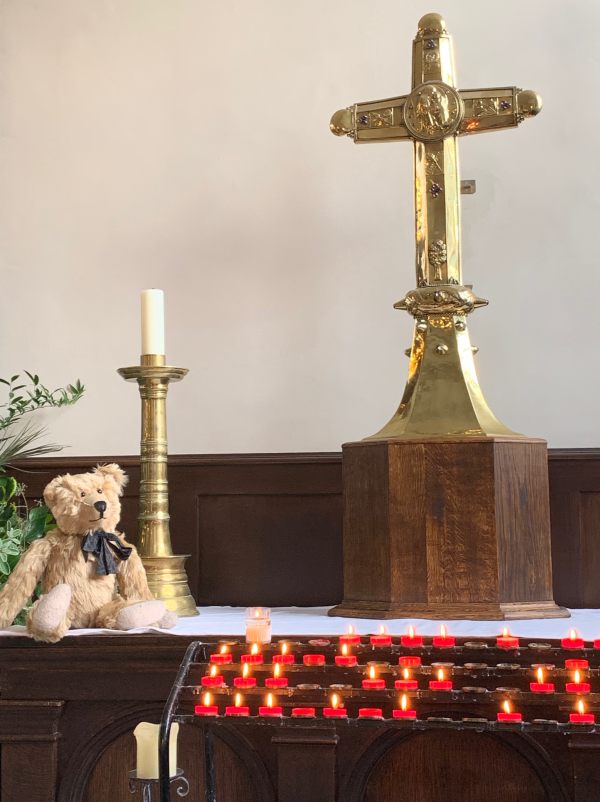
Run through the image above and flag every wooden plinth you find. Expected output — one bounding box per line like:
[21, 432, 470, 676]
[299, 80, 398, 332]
[330, 437, 569, 620]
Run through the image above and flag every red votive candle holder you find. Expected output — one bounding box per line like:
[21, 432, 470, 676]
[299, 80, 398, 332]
[359, 707, 383, 718]
[259, 705, 283, 717]
[561, 631, 585, 649]
[399, 655, 421, 668]
[323, 706, 348, 718]
[225, 705, 250, 716]
[303, 654, 326, 666]
[432, 626, 455, 648]
[273, 653, 295, 665]
[335, 655, 358, 667]
[210, 653, 233, 665]
[292, 707, 316, 717]
[234, 677, 257, 688]
[362, 678, 386, 690]
[201, 675, 225, 688]
[530, 681, 555, 694]
[241, 653, 264, 665]
[265, 677, 289, 689]
[339, 634, 361, 647]
[594, 639, 600, 650]
[566, 659, 589, 670]
[370, 633, 392, 646]
[570, 712, 595, 724]
[429, 679, 453, 691]
[395, 678, 418, 691]
[566, 682, 591, 694]
[496, 632, 520, 650]
[401, 629, 423, 648]
[497, 711, 523, 723]
[393, 708, 417, 720]
[195, 704, 219, 716]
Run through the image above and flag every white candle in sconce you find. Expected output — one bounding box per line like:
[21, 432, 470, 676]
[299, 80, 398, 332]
[245, 607, 272, 644]
[133, 722, 179, 779]
[141, 289, 165, 356]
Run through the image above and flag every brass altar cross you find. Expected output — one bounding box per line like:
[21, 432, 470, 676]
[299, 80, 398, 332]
[330, 13, 542, 439]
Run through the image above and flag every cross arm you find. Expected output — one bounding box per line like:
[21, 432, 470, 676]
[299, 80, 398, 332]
[330, 94, 411, 143]
[458, 87, 542, 136]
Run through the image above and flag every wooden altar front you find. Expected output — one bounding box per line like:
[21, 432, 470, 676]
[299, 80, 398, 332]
[2, 634, 600, 802]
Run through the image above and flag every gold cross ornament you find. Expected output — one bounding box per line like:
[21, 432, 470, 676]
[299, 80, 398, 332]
[331, 13, 542, 439]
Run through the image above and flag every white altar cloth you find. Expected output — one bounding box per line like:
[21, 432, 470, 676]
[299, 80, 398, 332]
[1, 606, 600, 640]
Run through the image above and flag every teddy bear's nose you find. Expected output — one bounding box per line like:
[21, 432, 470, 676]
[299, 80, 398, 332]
[94, 500, 107, 515]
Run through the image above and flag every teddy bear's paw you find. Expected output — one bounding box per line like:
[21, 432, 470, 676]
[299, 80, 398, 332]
[115, 600, 166, 630]
[157, 610, 178, 629]
[29, 584, 72, 640]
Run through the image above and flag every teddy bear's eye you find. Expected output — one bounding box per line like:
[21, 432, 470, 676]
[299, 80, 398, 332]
[80, 492, 85, 497]
[97, 489, 102, 494]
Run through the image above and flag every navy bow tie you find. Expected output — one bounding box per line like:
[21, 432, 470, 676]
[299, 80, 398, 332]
[81, 529, 132, 576]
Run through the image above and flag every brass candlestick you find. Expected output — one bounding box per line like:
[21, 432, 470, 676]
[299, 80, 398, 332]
[118, 354, 198, 617]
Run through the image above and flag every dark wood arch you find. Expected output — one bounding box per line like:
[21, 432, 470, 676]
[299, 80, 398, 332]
[341, 728, 570, 802]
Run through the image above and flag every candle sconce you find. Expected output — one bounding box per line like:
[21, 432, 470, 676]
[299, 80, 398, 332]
[118, 354, 197, 616]
[128, 769, 189, 801]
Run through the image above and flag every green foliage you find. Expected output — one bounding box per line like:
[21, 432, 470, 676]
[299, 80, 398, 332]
[0, 371, 84, 625]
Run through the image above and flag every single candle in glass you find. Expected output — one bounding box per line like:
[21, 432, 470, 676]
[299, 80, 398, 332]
[496, 627, 520, 650]
[265, 661, 289, 688]
[195, 691, 219, 717]
[141, 289, 165, 356]
[201, 663, 225, 688]
[362, 665, 386, 690]
[370, 624, 392, 646]
[497, 699, 522, 723]
[429, 667, 453, 691]
[395, 667, 418, 691]
[323, 692, 348, 718]
[561, 628, 585, 649]
[245, 607, 271, 645]
[339, 624, 361, 647]
[566, 669, 591, 694]
[570, 698, 595, 725]
[432, 624, 455, 648]
[401, 625, 423, 648]
[234, 662, 257, 688]
[393, 693, 417, 720]
[335, 643, 358, 667]
[259, 692, 283, 717]
[530, 666, 555, 694]
[226, 692, 250, 717]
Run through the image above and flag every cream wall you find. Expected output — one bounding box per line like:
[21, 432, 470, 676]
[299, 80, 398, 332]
[0, 0, 596, 455]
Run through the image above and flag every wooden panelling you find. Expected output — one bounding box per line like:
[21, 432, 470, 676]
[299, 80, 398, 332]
[9, 448, 600, 608]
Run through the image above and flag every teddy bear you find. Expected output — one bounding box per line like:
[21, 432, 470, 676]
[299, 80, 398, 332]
[0, 463, 176, 642]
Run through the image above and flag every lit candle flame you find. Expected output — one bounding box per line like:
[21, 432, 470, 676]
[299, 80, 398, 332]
[235, 692, 243, 707]
[440, 624, 447, 638]
[369, 665, 376, 680]
[408, 625, 415, 639]
[331, 693, 339, 709]
[242, 663, 250, 678]
[578, 699, 585, 715]
[502, 627, 509, 638]
[274, 663, 281, 678]
[536, 667, 544, 684]
[437, 668, 444, 682]
[403, 668, 410, 680]
[503, 699, 511, 715]
[342, 643, 349, 656]
[574, 670, 581, 684]
[203, 692, 211, 706]
[281, 642, 288, 655]
[219, 644, 228, 654]
[379, 624, 386, 635]
[251, 643, 259, 655]
[210, 664, 217, 677]
[400, 693, 408, 711]
[348, 624, 355, 635]
[570, 628, 578, 641]
[267, 693, 274, 708]
[255, 609, 260, 618]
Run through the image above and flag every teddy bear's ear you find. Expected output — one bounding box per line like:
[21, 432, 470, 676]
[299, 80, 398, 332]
[94, 463, 128, 494]
[43, 473, 70, 508]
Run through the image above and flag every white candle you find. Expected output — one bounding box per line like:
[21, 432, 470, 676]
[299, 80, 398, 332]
[133, 721, 179, 779]
[245, 607, 272, 644]
[141, 289, 165, 355]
